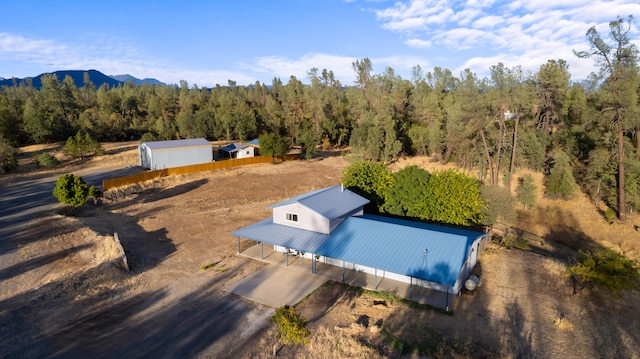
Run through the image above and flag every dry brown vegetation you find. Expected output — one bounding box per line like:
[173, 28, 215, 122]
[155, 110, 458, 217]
[1, 145, 639, 358]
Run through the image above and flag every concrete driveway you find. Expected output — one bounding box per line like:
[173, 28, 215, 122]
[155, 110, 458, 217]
[224, 264, 328, 307]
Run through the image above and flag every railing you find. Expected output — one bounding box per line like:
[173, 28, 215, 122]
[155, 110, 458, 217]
[102, 154, 301, 190]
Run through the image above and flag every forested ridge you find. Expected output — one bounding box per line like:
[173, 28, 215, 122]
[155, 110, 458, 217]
[0, 16, 638, 220]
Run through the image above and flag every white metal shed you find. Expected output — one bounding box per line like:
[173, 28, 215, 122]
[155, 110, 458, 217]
[139, 138, 212, 170]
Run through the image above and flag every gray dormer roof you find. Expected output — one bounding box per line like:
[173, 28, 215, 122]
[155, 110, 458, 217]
[268, 185, 370, 220]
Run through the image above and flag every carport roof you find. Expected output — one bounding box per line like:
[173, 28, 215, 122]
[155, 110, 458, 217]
[232, 217, 329, 253]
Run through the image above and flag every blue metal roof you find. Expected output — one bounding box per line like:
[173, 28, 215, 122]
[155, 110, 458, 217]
[219, 143, 248, 152]
[315, 215, 484, 286]
[231, 217, 329, 253]
[232, 212, 485, 287]
[142, 138, 210, 150]
[248, 139, 260, 146]
[268, 185, 370, 220]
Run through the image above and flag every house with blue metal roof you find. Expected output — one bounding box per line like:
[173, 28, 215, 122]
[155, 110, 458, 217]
[232, 184, 486, 300]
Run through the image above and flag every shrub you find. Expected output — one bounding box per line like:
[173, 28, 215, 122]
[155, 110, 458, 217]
[603, 208, 616, 224]
[567, 247, 640, 296]
[63, 132, 103, 159]
[0, 135, 18, 173]
[52, 173, 90, 211]
[87, 185, 103, 205]
[481, 185, 516, 226]
[35, 152, 59, 168]
[273, 305, 310, 346]
[140, 132, 157, 143]
[517, 174, 537, 210]
[545, 150, 577, 200]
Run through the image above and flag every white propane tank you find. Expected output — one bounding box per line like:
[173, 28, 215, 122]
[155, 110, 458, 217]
[464, 275, 480, 291]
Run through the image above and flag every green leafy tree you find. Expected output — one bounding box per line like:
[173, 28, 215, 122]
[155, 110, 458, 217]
[517, 174, 537, 211]
[575, 15, 639, 221]
[481, 185, 516, 225]
[273, 305, 310, 346]
[34, 152, 59, 168]
[342, 160, 393, 213]
[545, 150, 577, 199]
[383, 165, 431, 217]
[52, 173, 90, 211]
[568, 247, 640, 296]
[421, 169, 485, 225]
[63, 132, 104, 159]
[0, 134, 18, 173]
[258, 133, 290, 163]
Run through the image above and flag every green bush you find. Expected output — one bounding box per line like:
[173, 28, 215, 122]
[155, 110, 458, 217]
[52, 173, 90, 211]
[603, 208, 616, 224]
[35, 152, 59, 168]
[567, 247, 640, 296]
[63, 132, 103, 159]
[140, 132, 157, 143]
[0, 135, 18, 173]
[273, 305, 310, 345]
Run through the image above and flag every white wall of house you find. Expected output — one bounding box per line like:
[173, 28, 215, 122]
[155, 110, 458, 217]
[272, 203, 330, 234]
[236, 146, 254, 159]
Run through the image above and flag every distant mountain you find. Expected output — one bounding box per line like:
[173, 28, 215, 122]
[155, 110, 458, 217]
[111, 74, 165, 86]
[0, 69, 123, 89]
[0, 70, 166, 89]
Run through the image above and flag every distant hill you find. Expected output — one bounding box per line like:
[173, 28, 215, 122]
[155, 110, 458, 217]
[111, 74, 165, 86]
[0, 70, 165, 89]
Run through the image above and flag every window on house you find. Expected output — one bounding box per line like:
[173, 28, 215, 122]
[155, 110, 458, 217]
[286, 213, 298, 222]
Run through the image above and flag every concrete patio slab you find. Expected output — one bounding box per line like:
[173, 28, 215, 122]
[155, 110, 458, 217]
[224, 263, 328, 308]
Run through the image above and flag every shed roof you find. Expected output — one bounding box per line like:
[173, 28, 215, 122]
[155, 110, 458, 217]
[142, 138, 210, 150]
[248, 139, 260, 147]
[268, 185, 370, 220]
[219, 143, 248, 153]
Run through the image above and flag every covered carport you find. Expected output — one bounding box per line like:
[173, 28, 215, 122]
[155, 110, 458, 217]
[233, 217, 328, 273]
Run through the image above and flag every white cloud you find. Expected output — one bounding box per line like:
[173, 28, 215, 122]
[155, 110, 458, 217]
[251, 53, 359, 85]
[372, 0, 640, 81]
[406, 38, 432, 48]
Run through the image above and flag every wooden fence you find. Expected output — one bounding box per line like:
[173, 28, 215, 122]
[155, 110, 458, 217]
[103, 154, 301, 190]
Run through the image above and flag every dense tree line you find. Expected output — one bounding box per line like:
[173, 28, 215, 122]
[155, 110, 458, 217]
[1, 16, 638, 219]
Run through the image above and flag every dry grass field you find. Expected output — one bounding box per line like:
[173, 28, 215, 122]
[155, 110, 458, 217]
[1, 144, 639, 358]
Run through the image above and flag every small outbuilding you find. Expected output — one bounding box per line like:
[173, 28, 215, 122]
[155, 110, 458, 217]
[139, 138, 212, 170]
[218, 143, 255, 159]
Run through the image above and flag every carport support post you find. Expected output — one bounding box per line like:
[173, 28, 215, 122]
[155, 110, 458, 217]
[286, 249, 289, 267]
[374, 268, 378, 290]
[260, 242, 264, 260]
[236, 236, 240, 254]
[409, 277, 413, 299]
[342, 261, 345, 282]
[445, 287, 450, 312]
[312, 254, 316, 274]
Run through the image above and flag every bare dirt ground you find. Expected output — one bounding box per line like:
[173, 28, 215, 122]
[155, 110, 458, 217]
[1, 145, 639, 358]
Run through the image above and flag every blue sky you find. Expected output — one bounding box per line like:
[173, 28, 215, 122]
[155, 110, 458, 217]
[1, 0, 639, 87]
